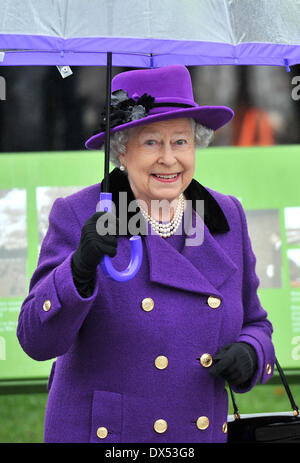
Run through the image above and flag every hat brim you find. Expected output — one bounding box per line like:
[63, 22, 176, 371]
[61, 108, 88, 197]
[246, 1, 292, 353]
[85, 106, 234, 150]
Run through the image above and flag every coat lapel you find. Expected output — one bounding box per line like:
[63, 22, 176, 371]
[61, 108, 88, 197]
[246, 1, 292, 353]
[181, 210, 238, 291]
[145, 233, 221, 297]
[145, 212, 237, 297]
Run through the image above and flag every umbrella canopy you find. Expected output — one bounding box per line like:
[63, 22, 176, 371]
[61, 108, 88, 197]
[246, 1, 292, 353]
[0, 0, 300, 68]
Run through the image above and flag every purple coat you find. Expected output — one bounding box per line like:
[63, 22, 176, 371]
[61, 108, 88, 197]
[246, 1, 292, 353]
[17, 169, 275, 443]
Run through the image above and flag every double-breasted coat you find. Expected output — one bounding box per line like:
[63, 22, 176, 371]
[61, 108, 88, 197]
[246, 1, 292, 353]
[17, 168, 275, 443]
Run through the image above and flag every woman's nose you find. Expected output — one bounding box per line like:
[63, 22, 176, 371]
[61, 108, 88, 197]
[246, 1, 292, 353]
[157, 144, 177, 165]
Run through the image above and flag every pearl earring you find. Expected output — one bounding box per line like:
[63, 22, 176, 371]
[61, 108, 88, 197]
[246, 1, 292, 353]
[119, 164, 125, 171]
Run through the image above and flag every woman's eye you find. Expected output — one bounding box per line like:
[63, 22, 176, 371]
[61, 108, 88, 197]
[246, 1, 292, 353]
[145, 139, 157, 146]
[175, 139, 187, 145]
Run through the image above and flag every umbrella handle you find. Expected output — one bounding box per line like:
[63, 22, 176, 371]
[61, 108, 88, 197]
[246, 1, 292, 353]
[98, 192, 143, 281]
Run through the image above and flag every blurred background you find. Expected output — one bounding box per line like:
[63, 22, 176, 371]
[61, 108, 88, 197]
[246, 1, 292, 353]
[1, 64, 300, 442]
[1, 63, 300, 153]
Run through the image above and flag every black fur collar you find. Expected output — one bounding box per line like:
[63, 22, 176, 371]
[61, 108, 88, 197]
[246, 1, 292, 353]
[101, 168, 230, 236]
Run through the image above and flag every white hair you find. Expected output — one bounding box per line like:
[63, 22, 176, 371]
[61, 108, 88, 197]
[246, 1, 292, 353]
[106, 118, 214, 168]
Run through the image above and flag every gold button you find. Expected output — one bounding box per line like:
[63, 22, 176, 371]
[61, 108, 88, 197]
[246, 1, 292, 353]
[96, 426, 108, 439]
[266, 363, 272, 375]
[196, 416, 209, 430]
[43, 300, 51, 312]
[154, 419, 168, 434]
[155, 355, 168, 370]
[222, 422, 228, 433]
[200, 353, 213, 368]
[207, 296, 221, 309]
[141, 297, 154, 312]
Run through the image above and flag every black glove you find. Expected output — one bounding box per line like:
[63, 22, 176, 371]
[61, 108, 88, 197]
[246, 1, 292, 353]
[71, 211, 119, 298]
[209, 342, 258, 387]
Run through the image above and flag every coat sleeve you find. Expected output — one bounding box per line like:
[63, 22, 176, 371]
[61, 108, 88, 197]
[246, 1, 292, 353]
[17, 197, 100, 361]
[229, 195, 276, 393]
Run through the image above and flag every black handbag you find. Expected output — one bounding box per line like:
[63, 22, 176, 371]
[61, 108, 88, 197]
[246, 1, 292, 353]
[227, 358, 300, 443]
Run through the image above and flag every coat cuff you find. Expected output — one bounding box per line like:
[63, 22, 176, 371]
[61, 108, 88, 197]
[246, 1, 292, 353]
[38, 252, 99, 325]
[232, 334, 275, 393]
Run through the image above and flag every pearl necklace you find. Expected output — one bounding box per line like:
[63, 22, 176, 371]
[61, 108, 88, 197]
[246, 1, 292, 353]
[138, 193, 185, 238]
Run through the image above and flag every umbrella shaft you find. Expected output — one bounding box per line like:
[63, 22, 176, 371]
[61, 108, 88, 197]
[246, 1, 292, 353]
[103, 51, 112, 193]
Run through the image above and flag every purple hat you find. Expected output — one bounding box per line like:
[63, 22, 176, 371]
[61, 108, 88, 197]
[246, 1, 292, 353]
[85, 65, 234, 150]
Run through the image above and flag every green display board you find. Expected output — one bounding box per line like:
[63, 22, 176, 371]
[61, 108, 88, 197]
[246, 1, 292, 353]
[0, 146, 299, 389]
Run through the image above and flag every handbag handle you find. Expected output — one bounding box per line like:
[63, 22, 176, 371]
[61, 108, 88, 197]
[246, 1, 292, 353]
[229, 357, 299, 420]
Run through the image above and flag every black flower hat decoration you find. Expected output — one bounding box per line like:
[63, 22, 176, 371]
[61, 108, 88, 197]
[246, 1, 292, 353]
[100, 89, 155, 131]
[99, 89, 155, 131]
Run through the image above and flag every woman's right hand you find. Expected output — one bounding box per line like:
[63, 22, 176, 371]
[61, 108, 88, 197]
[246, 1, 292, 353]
[71, 212, 119, 296]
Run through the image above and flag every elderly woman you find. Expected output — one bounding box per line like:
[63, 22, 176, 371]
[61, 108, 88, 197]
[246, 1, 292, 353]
[17, 65, 275, 443]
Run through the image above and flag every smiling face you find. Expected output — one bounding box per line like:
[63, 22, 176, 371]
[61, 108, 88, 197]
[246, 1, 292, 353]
[118, 118, 195, 217]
